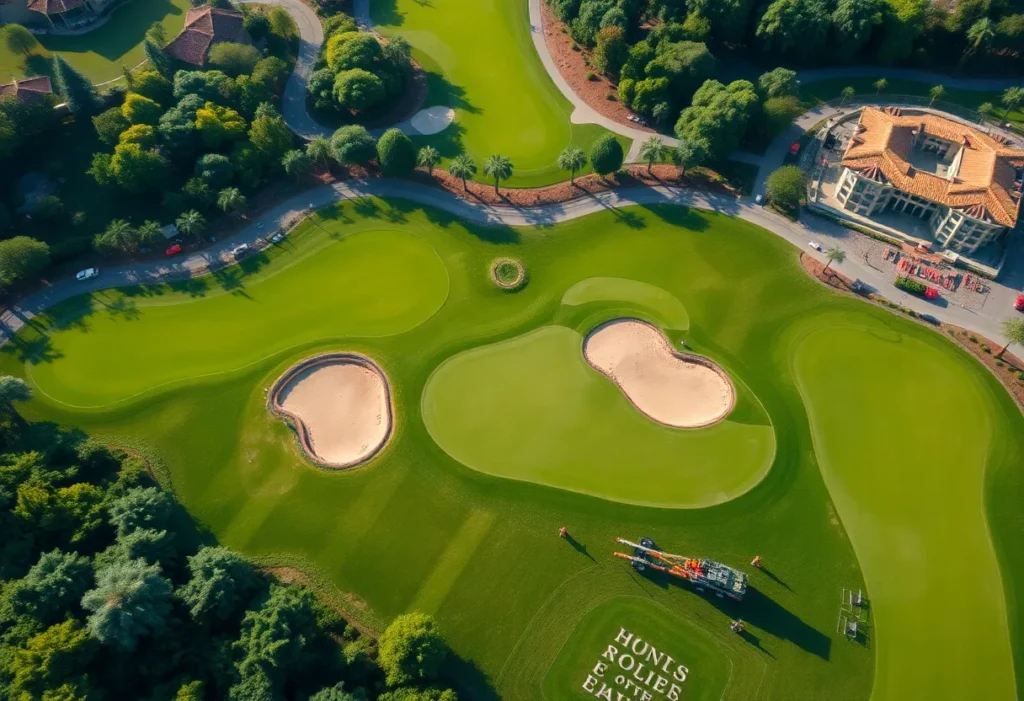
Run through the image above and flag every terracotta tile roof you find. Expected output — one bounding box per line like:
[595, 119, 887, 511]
[842, 107, 1024, 227]
[0, 75, 53, 102]
[164, 7, 248, 66]
[27, 0, 85, 13]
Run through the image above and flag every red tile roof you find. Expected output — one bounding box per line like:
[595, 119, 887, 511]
[27, 0, 85, 13]
[164, 7, 248, 66]
[842, 107, 1024, 227]
[0, 76, 53, 102]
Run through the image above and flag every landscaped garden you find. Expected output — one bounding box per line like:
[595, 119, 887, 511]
[0, 0, 191, 83]
[3, 197, 1022, 699]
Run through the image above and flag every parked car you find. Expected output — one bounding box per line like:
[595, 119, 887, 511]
[231, 243, 250, 258]
[755, 194, 765, 205]
[809, 241, 822, 251]
[75, 268, 99, 282]
[165, 244, 182, 257]
[269, 231, 286, 244]
[1015, 294, 1024, 312]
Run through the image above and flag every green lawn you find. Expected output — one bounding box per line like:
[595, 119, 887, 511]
[798, 78, 1024, 129]
[3, 199, 1023, 699]
[373, 0, 622, 186]
[0, 0, 190, 84]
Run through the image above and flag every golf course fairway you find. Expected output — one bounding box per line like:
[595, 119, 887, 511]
[3, 197, 1022, 700]
[372, 0, 620, 186]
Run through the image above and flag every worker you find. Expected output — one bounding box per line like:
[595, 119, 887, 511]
[559, 527, 568, 538]
[751, 555, 762, 569]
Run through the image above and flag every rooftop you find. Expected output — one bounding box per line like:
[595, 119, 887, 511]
[164, 6, 247, 66]
[841, 107, 1024, 228]
[26, 0, 85, 13]
[0, 76, 53, 102]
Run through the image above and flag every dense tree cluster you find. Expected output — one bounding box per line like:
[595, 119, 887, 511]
[551, 0, 1024, 83]
[0, 389, 460, 700]
[308, 12, 414, 120]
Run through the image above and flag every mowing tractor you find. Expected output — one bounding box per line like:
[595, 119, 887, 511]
[614, 537, 748, 601]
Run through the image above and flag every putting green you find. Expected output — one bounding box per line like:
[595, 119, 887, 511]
[0, 0, 190, 83]
[542, 596, 732, 701]
[4, 198, 1023, 700]
[792, 314, 1017, 700]
[422, 324, 774, 508]
[372, 0, 621, 186]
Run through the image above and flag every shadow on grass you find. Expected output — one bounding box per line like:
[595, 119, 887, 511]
[446, 652, 501, 701]
[3, 332, 63, 365]
[563, 534, 597, 562]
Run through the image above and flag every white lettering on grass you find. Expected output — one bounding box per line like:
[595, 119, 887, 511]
[579, 626, 692, 700]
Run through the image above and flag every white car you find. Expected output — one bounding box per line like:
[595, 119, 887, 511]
[809, 242, 823, 252]
[75, 268, 99, 281]
[269, 231, 286, 244]
[231, 243, 250, 258]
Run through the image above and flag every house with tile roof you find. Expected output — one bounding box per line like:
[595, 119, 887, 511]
[0, 0, 116, 29]
[835, 107, 1024, 255]
[163, 6, 250, 67]
[0, 76, 53, 103]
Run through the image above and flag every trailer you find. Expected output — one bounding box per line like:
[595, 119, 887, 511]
[614, 537, 748, 601]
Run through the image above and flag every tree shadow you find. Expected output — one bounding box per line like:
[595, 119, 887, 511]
[4, 333, 63, 365]
[462, 220, 520, 244]
[97, 296, 142, 322]
[582, 191, 646, 229]
[370, 0, 405, 26]
[47, 295, 95, 333]
[166, 278, 209, 298]
[445, 652, 500, 701]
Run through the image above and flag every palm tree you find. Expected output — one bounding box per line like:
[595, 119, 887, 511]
[136, 220, 163, 248]
[176, 210, 206, 242]
[929, 85, 945, 107]
[556, 147, 586, 184]
[1002, 87, 1024, 119]
[961, 17, 995, 68]
[98, 219, 136, 253]
[638, 136, 667, 174]
[306, 135, 332, 170]
[840, 86, 855, 107]
[417, 146, 440, 176]
[874, 78, 888, 95]
[978, 102, 995, 120]
[997, 318, 1024, 359]
[673, 139, 704, 177]
[822, 246, 846, 273]
[483, 154, 513, 194]
[217, 188, 246, 217]
[448, 154, 476, 191]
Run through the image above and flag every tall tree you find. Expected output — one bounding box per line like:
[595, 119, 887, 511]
[673, 138, 705, 176]
[3, 24, 37, 55]
[176, 210, 207, 243]
[9, 550, 93, 625]
[82, 558, 174, 650]
[217, 187, 247, 216]
[178, 546, 261, 623]
[961, 17, 996, 67]
[378, 613, 449, 687]
[638, 136, 667, 173]
[143, 38, 173, 77]
[1001, 86, 1024, 119]
[823, 246, 846, 272]
[589, 134, 624, 175]
[874, 77, 888, 94]
[929, 84, 945, 107]
[282, 149, 313, 180]
[417, 146, 440, 176]
[557, 146, 587, 184]
[51, 54, 99, 115]
[483, 154, 513, 194]
[830, 0, 884, 62]
[0, 376, 32, 410]
[840, 86, 856, 106]
[997, 318, 1024, 358]
[307, 135, 333, 169]
[756, 0, 831, 61]
[0, 236, 50, 288]
[447, 154, 476, 190]
[93, 219, 139, 254]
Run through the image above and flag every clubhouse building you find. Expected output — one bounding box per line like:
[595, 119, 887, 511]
[834, 107, 1024, 256]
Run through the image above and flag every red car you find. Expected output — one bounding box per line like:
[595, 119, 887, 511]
[1015, 294, 1024, 312]
[165, 244, 183, 256]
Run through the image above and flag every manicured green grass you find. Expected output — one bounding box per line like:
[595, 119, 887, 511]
[422, 325, 775, 508]
[374, 0, 623, 186]
[3, 198, 1023, 699]
[541, 596, 733, 701]
[0, 0, 190, 83]
[792, 318, 1018, 699]
[798, 78, 1024, 129]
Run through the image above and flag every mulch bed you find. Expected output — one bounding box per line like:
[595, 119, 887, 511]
[800, 253, 1024, 411]
[539, 0, 656, 132]
[401, 164, 740, 206]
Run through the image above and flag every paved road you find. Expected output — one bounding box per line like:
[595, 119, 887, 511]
[1, 178, 1014, 345]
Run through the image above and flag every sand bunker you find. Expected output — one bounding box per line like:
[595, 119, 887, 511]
[583, 319, 735, 428]
[409, 106, 455, 135]
[270, 353, 392, 468]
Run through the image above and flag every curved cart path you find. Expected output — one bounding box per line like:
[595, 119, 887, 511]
[0, 178, 1015, 347]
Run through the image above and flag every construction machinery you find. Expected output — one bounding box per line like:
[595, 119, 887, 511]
[614, 537, 748, 601]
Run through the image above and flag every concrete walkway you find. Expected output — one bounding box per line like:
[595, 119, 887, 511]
[1, 178, 1014, 346]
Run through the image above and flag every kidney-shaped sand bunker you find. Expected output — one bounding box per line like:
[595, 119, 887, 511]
[584, 319, 735, 428]
[269, 353, 393, 469]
